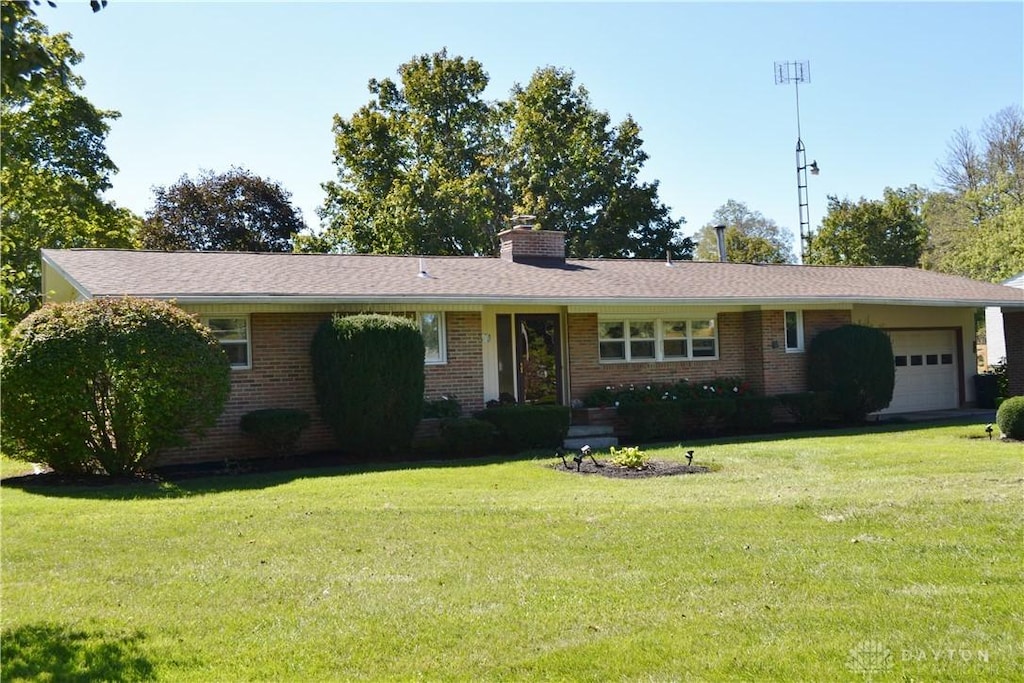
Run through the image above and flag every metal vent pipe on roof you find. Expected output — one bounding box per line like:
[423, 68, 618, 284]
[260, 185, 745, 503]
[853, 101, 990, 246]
[714, 225, 728, 262]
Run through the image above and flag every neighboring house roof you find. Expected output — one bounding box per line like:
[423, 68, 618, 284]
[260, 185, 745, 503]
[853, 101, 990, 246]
[42, 249, 1024, 308]
[1002, 272, 1024, 289]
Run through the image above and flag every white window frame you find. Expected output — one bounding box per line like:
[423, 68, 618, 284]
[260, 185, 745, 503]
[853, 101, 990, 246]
[203, 315, 251, 370]
[784, 310, 804, 353]
[598, 316, 718, 363]
[419, 312, 447, 365]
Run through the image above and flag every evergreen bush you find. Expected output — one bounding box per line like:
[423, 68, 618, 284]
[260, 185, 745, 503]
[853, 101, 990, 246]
[1, 297, 231, 475]
[777, 391, 833, 427]
[807, 324, 894, 422]
[440, 418, 496, 457]
[474, 405, 570, 451]
[310, 314, 424, 455]
[995, 396, 1024, 440]
[239, 408, 311, 455]
[423, 396, 462, 419]
[732, 396, 778, 433]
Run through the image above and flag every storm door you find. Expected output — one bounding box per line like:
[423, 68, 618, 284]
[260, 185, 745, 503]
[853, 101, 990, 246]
[514, 314, 563, 405]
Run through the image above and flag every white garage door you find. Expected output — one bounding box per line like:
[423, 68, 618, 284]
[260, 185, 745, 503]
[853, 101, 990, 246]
[879, 330, 959, 414]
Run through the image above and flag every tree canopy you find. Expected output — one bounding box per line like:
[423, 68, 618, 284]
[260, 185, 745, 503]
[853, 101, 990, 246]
[805, 186, 927, 266]
[1, 5, 137, 334]
[921, 105, 1024, 282]
[314, 50, 507, 256]
[315, 50, 690, 260]
[693, 200, 795, 263]
[139, 168, 307, 252]
[507, 67, 689, 258]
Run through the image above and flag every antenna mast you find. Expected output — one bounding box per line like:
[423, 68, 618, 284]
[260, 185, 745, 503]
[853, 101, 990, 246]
[775, 60, 814, 261]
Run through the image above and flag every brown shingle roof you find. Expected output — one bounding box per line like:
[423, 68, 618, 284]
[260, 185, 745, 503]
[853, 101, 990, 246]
[42, 249, 1024, 307]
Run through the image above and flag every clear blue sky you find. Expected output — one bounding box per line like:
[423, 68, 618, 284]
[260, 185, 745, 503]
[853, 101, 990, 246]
[41, 1, 1023, 257]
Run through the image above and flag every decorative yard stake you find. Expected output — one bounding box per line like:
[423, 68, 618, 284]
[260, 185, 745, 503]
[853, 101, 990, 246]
[686, 450, 694, 466]
[986, 424, 994, 440]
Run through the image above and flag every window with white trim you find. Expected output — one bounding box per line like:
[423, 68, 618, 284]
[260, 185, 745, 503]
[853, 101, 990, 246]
[204, 316, 250, 369]
[419, 312, 447, 365]
[598, 317, 718, 362]
[784, 310, 804, 352]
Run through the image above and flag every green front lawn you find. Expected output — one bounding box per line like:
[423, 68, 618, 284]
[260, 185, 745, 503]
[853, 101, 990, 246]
[2, 422, 1021, 681]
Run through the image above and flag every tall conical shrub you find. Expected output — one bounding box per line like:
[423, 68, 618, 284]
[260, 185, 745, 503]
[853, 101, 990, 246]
[311, 314, 425, 455]
[807, 324, 895, 422]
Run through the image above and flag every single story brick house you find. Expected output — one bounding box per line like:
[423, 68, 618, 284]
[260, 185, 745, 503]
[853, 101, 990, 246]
[42, 228, 1024, 465]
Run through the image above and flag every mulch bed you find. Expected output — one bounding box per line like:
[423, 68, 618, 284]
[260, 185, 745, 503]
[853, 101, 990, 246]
[550, 458, 710, 478]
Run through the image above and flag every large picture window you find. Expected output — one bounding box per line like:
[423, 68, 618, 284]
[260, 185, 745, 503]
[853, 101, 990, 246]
[204, 316, 250, 369]
[598, 317, 718, 362]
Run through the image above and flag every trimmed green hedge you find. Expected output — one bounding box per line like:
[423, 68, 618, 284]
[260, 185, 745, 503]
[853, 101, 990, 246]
[440, 418, 496, 457]
[310, 314, 424, 455]
[733, 396, 778, 433]
[474, 405, 571, 451]
[239, 408, 311, 455]
[777, 391, 833, 427]
[617, 398, 738, 441]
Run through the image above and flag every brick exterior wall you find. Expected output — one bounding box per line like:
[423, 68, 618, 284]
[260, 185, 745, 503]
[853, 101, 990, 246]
[1003, 309, 1024, 396]
[158, 310, 484, 466]
[424, 312, 485, 412]
[566, 310, 852, 404]
[757, 309, 853, 396]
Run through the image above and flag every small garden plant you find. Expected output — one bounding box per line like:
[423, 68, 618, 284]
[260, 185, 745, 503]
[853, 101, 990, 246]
[609, 445, 649, 470]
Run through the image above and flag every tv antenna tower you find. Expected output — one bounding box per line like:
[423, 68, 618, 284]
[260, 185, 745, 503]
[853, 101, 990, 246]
[774, 60, 818, 260]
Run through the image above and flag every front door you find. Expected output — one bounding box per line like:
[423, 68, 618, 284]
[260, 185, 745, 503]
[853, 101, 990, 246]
[515, 314, 563, 404]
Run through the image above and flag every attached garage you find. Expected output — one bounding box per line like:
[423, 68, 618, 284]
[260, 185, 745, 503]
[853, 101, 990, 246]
[880, 330, 960, 414]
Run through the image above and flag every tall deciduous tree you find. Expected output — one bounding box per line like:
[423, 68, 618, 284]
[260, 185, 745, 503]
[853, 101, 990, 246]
[1, 5, 137, 334]
[923, 105, 1024, 282]
[805, 186, 927, 266]
[315, 49, 508, 256]
[139, 168, 307, 252]
[507, 67, 689, 259]
[315, 51, 690, 260]
[693, 200, 795, 263]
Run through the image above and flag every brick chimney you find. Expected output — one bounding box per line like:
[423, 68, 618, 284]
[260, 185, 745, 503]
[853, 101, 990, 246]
[498, 216, 566, 264]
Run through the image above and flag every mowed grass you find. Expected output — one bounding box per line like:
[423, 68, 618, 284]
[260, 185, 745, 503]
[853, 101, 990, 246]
[2, 422, 1021, 681]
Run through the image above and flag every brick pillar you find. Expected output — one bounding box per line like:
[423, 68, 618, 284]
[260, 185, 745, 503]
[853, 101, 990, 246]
[1003, 309, 1024, 396]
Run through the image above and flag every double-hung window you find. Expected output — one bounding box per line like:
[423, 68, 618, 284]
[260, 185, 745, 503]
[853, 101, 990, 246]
[204, 316, 250, 369]
[784, 310, 804, 352]
[599, 317, 717, 362]
[419, 312, 446, 365]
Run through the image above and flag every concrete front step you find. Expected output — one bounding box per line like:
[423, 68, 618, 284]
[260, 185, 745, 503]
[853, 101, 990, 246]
[566, 424, 616, 438]
[563, 436, 619, 451]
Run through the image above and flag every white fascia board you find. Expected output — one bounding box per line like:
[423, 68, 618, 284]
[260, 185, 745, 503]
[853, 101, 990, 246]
[86, 293, 1024, 309]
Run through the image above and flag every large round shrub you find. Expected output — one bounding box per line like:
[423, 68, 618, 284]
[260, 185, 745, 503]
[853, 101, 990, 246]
[310, 314, 425, 455]
[1, 297, 231, 475]
[996, 396, 1024, 440]
[807, 324, 894, 422]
